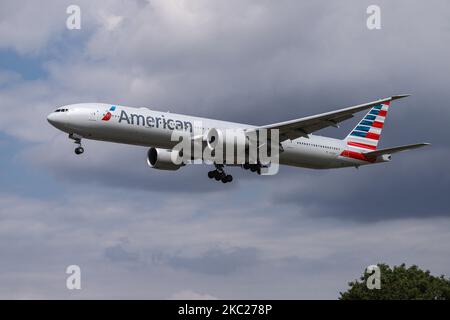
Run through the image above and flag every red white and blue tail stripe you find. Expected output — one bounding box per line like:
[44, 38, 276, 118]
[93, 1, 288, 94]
[345, 101, 390, 152]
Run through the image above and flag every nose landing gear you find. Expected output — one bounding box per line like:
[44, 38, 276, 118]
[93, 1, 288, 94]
[75, 146, 84, 155]
[208, 164, 233, 183]
[69, 133, 84, 155]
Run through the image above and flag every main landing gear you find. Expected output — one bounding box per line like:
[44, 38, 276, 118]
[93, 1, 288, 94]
[208, 164, 233, 183]
[69, 133, 84, 155]
[242, 163, 261, 175]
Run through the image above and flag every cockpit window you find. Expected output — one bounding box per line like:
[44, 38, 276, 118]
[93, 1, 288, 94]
[54, 108, 69, 112]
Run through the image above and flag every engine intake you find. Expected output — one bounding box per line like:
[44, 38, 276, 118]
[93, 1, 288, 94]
[205, 128, 251, 163]
[147, 147, 183, 171]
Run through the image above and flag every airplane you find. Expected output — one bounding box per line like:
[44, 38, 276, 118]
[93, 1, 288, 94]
[47, 94, 429, 183]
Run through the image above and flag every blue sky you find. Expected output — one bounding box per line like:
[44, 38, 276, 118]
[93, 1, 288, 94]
[0, 50, 46, 80]
[0, 0, 449, 299]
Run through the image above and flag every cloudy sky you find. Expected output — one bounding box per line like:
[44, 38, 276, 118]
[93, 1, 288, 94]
[0, 0, 449, 299]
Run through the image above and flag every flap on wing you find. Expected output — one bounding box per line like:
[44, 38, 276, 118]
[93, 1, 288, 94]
[258, 95, 410, 141]
[363, 143, 430, 158]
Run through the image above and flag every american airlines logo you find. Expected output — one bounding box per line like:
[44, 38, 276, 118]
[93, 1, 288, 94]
[101, 105, 116, 121]
[118, 109, 193, 132]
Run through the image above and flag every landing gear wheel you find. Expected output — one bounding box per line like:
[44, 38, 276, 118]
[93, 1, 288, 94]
[220, 174, 233, 183]
[211, 164, 233, 183]
[75, 147, 84, 155]
[69, 134, 84, 156]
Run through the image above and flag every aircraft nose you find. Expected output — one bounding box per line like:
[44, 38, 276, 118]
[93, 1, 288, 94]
[47, 112, 57, 125]
[47, 111, 66, 129]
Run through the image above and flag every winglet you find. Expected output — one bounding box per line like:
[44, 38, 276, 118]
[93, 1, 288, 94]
[391, 94, 411, 101]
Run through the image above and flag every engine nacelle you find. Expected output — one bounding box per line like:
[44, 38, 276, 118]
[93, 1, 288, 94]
[206, 127, 248, 152]
[205, 128, 277, 165]
[147, 147, 183, 171]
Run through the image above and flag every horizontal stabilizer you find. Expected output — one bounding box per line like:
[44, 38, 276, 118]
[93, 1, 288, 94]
[363, 143, 430, 158]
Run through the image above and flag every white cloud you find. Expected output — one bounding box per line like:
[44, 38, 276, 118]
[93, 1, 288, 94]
[98, 12, 123, 31]
[1, 189, 450, 298]
[0, 0, 68, 54]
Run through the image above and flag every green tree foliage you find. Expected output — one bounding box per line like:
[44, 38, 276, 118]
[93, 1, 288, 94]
[339, 263, 450, 300]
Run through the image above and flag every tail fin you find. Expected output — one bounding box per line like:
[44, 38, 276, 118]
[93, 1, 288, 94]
[344, 100, 391, 151]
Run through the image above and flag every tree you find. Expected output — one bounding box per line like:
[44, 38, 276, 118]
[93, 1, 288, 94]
[339, 263, 450, 300]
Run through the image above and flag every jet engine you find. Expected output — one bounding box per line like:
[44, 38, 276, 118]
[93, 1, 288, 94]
[147, 147, 183, 171]
[205, 128, 250, 161]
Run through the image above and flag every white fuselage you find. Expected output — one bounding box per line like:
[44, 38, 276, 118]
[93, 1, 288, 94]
[47, 103, 369, 169]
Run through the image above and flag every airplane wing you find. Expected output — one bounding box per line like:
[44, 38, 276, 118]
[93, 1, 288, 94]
[363, 143, 431, 158]
[256, 95, 410, 142]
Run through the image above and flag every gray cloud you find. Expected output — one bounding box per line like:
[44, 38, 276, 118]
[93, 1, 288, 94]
[272, 148, 450, 222]
[165, 247, 261, 276]
[104, 240, 140, 264]
[1, 190, 450, 299]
